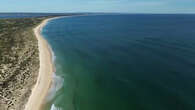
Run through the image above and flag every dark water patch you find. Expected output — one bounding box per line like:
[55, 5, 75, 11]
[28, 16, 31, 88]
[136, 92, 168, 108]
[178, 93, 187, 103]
[43, 14, 195, 110]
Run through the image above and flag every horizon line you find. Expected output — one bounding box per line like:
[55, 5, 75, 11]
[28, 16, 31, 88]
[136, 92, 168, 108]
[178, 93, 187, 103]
[0, 12, 195, 15]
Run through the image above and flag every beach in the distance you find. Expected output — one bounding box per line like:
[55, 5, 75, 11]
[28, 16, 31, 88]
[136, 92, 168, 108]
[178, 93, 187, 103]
[24, 17, 58, 110]
[25, 15, 86, 110]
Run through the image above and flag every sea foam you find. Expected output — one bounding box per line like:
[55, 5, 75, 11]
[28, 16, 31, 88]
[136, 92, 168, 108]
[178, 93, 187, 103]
[50, 104, 62, 110]
[49, 44, 56, 63]
[46, 72, 64, 102]
[46, 46, 64, 102]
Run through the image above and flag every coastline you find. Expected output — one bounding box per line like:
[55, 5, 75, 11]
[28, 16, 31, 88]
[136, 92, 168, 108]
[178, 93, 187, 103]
[24, 17, 61, 110]
[24, 14, 88, 110]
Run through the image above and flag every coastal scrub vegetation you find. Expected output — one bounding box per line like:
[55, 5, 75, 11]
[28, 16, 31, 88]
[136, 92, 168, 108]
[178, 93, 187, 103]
[0, 17, 45, 110]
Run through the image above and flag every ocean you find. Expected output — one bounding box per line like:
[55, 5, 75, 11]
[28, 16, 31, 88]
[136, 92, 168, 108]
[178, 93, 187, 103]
[42, 14, 195, 110]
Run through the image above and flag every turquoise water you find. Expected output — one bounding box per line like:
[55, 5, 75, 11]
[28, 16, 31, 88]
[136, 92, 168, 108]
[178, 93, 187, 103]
[42, 14, 195, 110]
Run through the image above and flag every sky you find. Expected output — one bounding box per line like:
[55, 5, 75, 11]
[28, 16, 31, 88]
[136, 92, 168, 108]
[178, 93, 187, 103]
[0, 0, 195, 13]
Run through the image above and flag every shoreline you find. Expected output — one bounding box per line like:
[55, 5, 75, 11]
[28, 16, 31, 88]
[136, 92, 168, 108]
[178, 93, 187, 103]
[24, 16, 62, 110]
[24, 14, 89, 110]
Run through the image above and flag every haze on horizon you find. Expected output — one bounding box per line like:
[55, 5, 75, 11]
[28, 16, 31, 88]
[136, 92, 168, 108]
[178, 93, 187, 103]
[0, 0, 195, 14]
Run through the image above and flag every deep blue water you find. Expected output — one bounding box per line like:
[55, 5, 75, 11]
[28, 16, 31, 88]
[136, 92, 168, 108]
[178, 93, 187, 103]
[42, 14, 195, 110]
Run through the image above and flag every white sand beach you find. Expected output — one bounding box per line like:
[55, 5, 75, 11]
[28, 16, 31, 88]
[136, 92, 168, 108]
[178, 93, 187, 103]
[24, 17, 60, 110]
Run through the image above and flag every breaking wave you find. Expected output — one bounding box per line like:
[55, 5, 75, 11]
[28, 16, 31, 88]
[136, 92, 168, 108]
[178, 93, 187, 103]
[45, 46, 64, 102]
[46, 72, 64, 102]
[50, 104, 62, 110]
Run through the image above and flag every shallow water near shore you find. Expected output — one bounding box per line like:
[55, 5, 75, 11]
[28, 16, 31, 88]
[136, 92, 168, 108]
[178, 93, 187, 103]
[42, 14, 195, 110]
